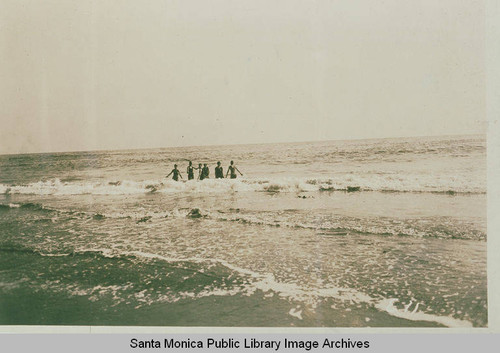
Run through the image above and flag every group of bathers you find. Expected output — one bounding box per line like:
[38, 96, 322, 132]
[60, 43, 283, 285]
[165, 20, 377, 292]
[167, 160, 243, 181]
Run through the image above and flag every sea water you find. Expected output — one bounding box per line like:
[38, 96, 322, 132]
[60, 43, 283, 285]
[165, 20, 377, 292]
[0, 135, 486, 327]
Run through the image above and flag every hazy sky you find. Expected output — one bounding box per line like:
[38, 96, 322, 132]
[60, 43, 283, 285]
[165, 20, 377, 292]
[0, 0, 486, 154]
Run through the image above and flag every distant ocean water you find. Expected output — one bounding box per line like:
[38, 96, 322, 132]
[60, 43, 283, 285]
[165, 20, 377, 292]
[0, 135, 487, 327]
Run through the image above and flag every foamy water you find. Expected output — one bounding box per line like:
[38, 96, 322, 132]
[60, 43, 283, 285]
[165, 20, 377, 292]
[0, 135, 487, 327]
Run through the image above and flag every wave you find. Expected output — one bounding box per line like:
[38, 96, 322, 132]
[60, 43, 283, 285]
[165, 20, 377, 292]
[127, 208, 484, 241]
[80, 250, 479, 327]
[0, 246, 472, 327]
[1, 200, 484, 240]
[212, 211, 485, 241]
[82, 206, 489, 241]
[0, 176, 486, 196]
[0, 202, 53, 213]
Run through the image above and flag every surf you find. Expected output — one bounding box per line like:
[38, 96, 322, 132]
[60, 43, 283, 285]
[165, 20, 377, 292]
[0, 175, 486, 196]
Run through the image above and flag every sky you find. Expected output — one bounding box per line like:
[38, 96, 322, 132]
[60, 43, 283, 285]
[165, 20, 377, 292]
[0, 0, 486, 154]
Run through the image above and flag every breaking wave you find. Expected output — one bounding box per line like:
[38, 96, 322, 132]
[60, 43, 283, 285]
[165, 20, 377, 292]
[0, 176, 485, 196]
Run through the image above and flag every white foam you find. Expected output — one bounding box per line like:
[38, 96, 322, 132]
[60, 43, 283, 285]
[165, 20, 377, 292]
[375, 298, 473, 328]
[39, 253, 72, 257]
[0, 174, 485, 196]
[119, 250, 474, 328]
[289, 307, 303, 320]
[0, 184, 9, 194]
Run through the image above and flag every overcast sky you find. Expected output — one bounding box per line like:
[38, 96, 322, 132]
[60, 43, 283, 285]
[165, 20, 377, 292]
[0, 0, 486, 154]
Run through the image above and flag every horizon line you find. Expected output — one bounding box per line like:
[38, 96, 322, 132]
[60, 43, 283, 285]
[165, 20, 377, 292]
[0, 132, 485, 157]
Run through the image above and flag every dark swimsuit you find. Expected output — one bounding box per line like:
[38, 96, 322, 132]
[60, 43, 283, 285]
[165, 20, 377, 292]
[215, 166, 224, 179]
[187, 166, 194, 180]
[202, 167, 209, 179]
[171, 169, 180, 181]
[228, 166, 237, 179]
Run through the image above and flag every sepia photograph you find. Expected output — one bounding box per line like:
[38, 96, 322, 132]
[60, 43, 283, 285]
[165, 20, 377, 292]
[0, 0, 489, 329]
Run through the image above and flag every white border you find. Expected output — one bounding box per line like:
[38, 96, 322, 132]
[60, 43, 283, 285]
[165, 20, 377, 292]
[0, 0, 498, 335]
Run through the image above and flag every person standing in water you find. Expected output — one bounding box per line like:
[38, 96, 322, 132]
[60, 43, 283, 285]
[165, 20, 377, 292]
[201, 163, 210, 180]
[197, 163, 203, 180]
[215, 161, 224, 179]
[226, 160, 243, 179]
[187, 161, 195, 180]
[166, 164, 183, 181]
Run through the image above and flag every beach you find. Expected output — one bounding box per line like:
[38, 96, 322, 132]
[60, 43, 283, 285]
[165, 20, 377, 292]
[0, 135, 487, 327]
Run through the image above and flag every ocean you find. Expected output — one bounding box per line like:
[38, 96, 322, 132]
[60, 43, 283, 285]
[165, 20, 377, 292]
[0, 135, 487, 327]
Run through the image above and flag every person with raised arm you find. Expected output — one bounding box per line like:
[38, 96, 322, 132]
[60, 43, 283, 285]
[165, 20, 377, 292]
[226, 160, 243, 179]
[166, 164, 183, 181]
